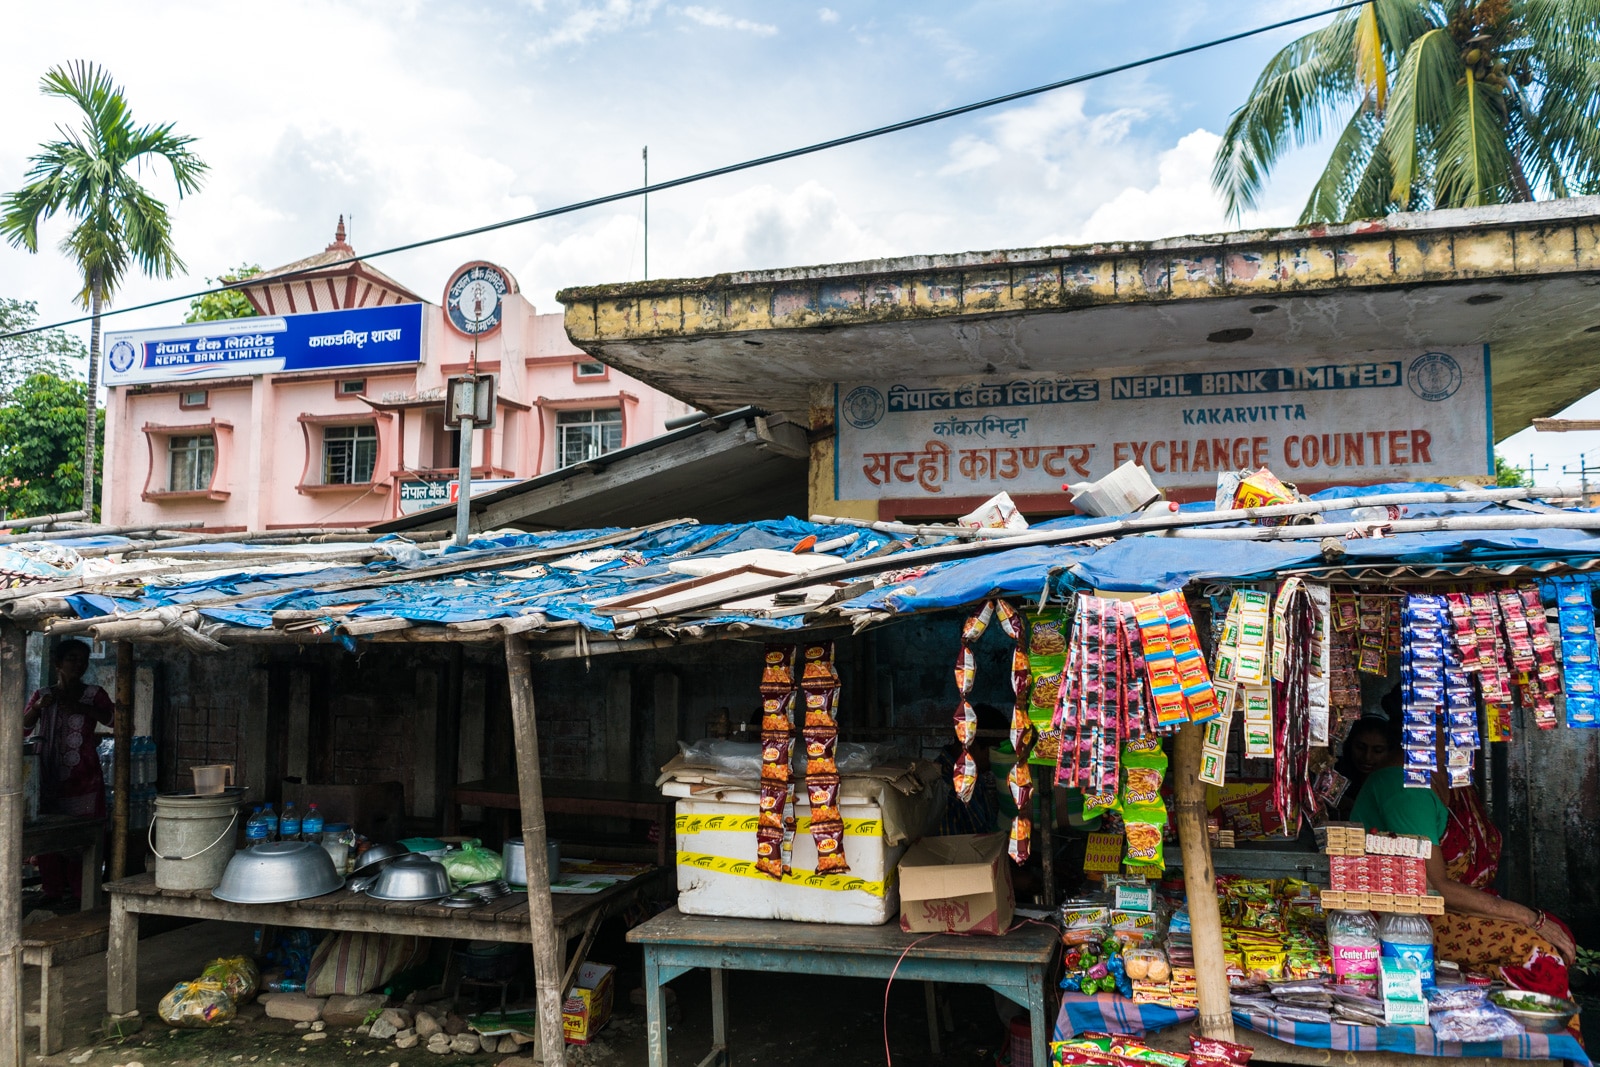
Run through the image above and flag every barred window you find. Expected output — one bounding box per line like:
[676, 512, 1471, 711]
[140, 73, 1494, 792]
[323, 424, 377, 484]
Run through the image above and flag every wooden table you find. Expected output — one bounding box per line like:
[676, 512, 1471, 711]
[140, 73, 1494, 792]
[103, 867, 664, 1016]
[628, 908, 1060, 1067]
[23, 815, 104, 911]
[447, 777, 673, 866]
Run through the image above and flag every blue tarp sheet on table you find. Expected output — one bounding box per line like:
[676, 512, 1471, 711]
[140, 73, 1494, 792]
[1053, 992, 1590, 1066]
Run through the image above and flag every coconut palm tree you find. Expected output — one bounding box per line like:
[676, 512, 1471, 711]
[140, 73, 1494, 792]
[1, 61, 207, 515]
[1212, 0, 1600, 224]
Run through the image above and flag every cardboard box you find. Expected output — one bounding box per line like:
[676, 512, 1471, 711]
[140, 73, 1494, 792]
[1379, 959, 1425, 1003]
[898, 833, 1014, 935]
[562, 962, 615, 1045]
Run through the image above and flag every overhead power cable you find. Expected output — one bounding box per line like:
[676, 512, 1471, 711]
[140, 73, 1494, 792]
[1, 0, 1372, 341]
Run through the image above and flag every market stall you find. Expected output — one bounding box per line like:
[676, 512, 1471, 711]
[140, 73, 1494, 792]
[4, 482, 1600, 1067]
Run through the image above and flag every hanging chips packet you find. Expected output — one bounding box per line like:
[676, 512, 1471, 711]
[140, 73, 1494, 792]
[1120, 736, 1169, 874]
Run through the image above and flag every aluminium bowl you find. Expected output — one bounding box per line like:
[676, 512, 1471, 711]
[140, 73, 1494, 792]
[212, 841, 344, 904]
[351, 841, 409, 874]
[1489, 990, 1579, 1033]
[365, 853, 452, 902]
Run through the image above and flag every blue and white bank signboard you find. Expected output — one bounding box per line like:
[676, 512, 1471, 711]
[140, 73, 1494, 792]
[102, 303, 424, 386]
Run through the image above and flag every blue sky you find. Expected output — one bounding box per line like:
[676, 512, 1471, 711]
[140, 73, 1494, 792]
[0, 0, 1588, 476]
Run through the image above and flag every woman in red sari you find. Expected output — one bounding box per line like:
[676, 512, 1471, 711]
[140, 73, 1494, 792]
[22, 640, 114, 901]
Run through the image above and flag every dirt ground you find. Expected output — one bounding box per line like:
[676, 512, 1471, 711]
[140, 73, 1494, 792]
[28, 916, 1022, 1067]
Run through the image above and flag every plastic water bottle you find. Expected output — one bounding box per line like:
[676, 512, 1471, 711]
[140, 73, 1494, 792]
[1378, 911, 1436, 989]
[301, 803, 324, 839]
[280, 802, 301, 840]
[261, 803, 279, 841]
[245, 805, 268, 843]
[1329, 909, 1380, 995]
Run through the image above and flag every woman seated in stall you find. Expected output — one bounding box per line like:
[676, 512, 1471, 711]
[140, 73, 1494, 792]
[1332, 715, 1398, 821]
[1349, 691, 1577, 983]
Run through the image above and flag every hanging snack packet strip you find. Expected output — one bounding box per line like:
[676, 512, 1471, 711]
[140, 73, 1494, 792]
[1306, 583, 1332, 746]
[952, 613, 982, 802]
[1008, 726, 1037, 863]
[1133, 594, 1188, 730]
[1401, 596, 1446, 789]
[1120, 602, 1154, 737]
[1026, 608, 1070, 764]
[1270, 581, 1316, 833]
[1520, 585, 1563, 711]
[755, 644, 800, 879]
[799, 642, 849, 874]
[1163, 590, 1221, 722]
[1557, 582, 1600, 729]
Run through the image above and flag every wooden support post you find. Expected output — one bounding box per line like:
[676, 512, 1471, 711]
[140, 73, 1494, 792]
[1172, 721, 1233, 1041]
[1, 624, 27, 1067]
[504, 633, 567, 1067]
[110, 642, 134, 882]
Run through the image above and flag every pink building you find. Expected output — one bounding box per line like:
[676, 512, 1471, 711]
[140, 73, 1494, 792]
[100, 222, 692, 530]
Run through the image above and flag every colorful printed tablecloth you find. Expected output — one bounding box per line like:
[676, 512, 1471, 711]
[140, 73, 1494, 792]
[1054, 993, 1590, 1066]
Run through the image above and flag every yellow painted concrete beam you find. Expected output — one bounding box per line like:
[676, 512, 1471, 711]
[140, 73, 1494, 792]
[562, 202, 1600, 345]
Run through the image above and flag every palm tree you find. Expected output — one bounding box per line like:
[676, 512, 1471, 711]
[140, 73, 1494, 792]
[1212, 0, 1600, 224]
[1, 61, 207, 515]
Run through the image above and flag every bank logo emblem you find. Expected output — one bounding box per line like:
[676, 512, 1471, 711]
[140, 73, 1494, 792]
[1408, 351, 1462, 402]
[843, 386, 886, 429]
[107, 340, 137, 374]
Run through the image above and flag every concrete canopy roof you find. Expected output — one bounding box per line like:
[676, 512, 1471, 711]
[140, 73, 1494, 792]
[558, 198, 1600, 440]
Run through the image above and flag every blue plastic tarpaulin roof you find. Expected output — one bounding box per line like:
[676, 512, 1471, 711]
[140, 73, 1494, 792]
[19, 485, 1600, 643]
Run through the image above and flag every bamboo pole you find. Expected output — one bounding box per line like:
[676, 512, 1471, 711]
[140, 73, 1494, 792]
[1172, 721, 1234, 1041]
[0, 522, 203, 547]
[504, 632, 567, 1067]
[0, 624, 26, 1067]
[1168, 514, 1600, 540]
[0, 509, 88, 531]
[110, 643, 134, 882]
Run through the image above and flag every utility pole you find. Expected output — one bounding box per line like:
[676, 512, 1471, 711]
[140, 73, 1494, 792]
[453, 293, 484, 548]
[1524, 453, 1550, 486]
[642, 146, 649, 281]
[1563, 453, 1600, 506]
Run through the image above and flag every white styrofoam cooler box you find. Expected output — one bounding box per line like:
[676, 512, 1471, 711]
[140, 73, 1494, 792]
[667, 785, 903, 925]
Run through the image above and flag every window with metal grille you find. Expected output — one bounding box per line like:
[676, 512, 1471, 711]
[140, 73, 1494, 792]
[556, 409, 622, 468]
[323, 424, 378, 484]
[168, 435, 216, 492]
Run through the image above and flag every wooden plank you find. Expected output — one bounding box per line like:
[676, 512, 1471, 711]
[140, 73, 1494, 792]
[625, 908, 1057, 964]
[0, 624, 27, 1067]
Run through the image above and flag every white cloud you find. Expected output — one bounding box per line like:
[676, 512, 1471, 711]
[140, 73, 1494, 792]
[678, 5, 777, 35]
[1074, 129, 1241, 242]
[818, 7, 839, 22]
[677, 181, 882, 275]
[528, 0, 663, 52]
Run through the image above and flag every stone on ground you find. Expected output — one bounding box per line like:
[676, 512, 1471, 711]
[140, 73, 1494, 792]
[263, 993, 326, 1023]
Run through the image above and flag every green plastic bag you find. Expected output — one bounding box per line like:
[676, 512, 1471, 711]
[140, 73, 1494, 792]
[444, 839, 504, 887]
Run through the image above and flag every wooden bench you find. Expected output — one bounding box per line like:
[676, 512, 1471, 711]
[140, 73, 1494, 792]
[24, 908, 110, 1054]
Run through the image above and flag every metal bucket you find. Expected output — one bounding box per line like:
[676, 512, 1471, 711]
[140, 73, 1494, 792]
[149, 789, 244, 890]
[502, 838, 560, 887]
